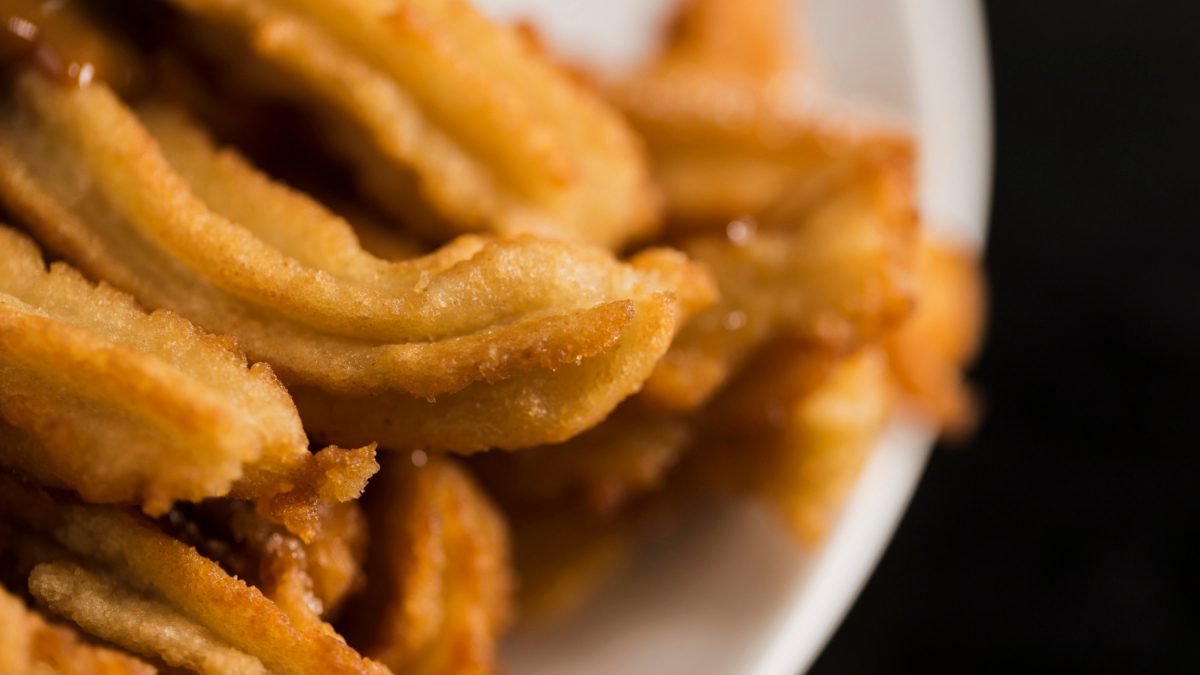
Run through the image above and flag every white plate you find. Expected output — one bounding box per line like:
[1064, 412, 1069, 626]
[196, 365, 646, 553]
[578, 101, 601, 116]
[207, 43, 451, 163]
[467, 1, 992, 673]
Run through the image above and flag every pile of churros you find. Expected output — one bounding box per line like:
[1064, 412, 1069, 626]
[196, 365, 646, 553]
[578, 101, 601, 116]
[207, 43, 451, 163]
[0, 0, 984, 672]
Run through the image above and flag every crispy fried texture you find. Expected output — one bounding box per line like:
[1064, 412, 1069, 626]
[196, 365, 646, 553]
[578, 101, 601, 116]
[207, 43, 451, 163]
[273, 503, 369, 621]
[641, 163, 918, 412]
[134, 102, 660, 347]
[160, 0, 659, 249]
[181, 503, 362, 635]
[0, 73, 712, 449]
[683, 347, 895, 544]
[0, 4, 988, 661]
[341, 456, 510, 675]
[0, 224, 294, 513]
[291, 287, 683, 453]
[0, 473, 390, 675]
[168, 499, 370, 620]
[472, 405, 691, 515]
[462, 163, 914, 516]
[30, 563, 267, 675]
[0, 223, 376, 526]
[610, 0, 913, 229]
[238, 444, 378, 544]
[886, 238, 987, 437]
[0, 582, 157, 675]
[459, 48, 916, 515]
[303, 502, 370, 613]
[290, 245, 711, 454]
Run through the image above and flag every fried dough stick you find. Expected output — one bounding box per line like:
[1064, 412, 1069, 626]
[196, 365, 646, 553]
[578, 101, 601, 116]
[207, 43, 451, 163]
[454, 159, 913, 516]
[0, 224, 375, 524]
[886, 238, 987, 437]
[467, 161, 916, 510]
[611, 0, 913, 229]
[0, 74, 668, 361]
[497, 349, 888, 559]
[341, 457, 510, 675]
[0, 473, 392, 675]
[0, 583, 157, 675]
[467, 349, 823, 522]
[515, 239, 982, 536]
[641, 162, 917, 412]
[289, 287, 683, 453]
[465, 1, 918, 516]
[159, 0, 659, 248]
[538, 6, 918, 433]
[682, 346, 895, 544]
[475, 353, 876, 623]
[0, 72, 714, 451]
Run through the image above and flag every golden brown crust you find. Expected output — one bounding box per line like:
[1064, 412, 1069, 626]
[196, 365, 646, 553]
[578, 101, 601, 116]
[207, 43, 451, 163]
[292, 288, 684, 454]
[29, 563, 267, 675]
[0, 582, 157, 675]
[0, 0, 989, 653]
[0, 74, 711, 451]
[0, 472, 389, 675]
[0, 224, 307, 515]
[159, 498, 369, 622]
[159, 0, 660, 249]
[0, 224, 375, 528]
[682, 346, 896, 544]
[342, 456, 511, 675]
[640, 161, 918, 413]
[237, 445, 379, 545]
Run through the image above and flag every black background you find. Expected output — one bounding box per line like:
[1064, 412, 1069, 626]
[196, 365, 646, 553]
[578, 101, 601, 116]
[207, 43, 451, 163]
[810, 1, 1200, 673]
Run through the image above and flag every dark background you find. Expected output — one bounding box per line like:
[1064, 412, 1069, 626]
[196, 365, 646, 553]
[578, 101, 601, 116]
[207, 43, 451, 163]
[810, 1, 1200, 673]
